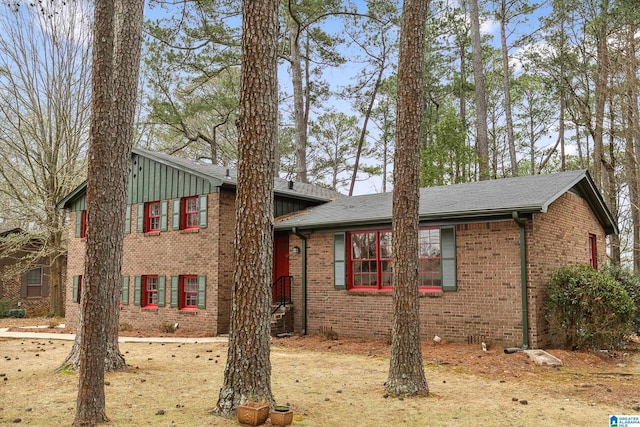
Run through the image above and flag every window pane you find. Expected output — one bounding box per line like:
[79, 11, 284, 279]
[149, 203, 160, 216]
[379, 232, 392, 259]
[419, 228, 440, 258]
[419, 258, 441, 287]
[381, 260, 393, 286]
[26, 267, 42, 285]
[186, 198, 198, 212]
[186, 213, 198, 228]
[351, 232, 376, 259]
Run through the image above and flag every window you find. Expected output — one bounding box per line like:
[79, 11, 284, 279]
[173, 195, 207, 230]
[418, 228, 442, 290]
[145, 201, 161, 232]
[340, 226, 456, 292]
[25, 267, 43, 297]
[589, 233, 598, 269]
[72, 275, 82, 303]
[180, 275, 198, 309]
[182, 196, 199, 230]
[171, 275, 206, 309]
[26, 267, 42, 286]
[348, 231, 393, 289]
[134, 275, 166, 307]
[143, 275, 158, 307]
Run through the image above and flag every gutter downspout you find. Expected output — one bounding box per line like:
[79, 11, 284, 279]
[512, 212, 529, 349]
[292, 227, 307, 335]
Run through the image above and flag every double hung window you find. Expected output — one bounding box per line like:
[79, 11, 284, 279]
[182, 197, 199, 230]
[143, 275, 159, 307]
[180, 275, 198, 309]
[145, 201, 161, 232]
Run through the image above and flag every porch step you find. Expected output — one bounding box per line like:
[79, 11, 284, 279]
[270, 304, 293, 336]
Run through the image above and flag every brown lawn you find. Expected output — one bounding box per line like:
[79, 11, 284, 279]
[1, 317, 639, 426]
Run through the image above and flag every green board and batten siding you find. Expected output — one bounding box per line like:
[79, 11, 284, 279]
[66, 155, 217, 212]
[128, 154, 216, 205]
[63, 152, 326, 220]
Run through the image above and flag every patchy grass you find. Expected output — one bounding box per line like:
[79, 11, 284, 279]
[1, 320, 639, 426]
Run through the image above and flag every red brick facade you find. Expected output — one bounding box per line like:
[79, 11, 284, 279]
[65, 190, 236, 335]
[64, 182, 607, 348]
[288, 192, 606, 349]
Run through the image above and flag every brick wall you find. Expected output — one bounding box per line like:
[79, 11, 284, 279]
[289, 192, 608, 349]
[0, 248, 51, 316]
[65, 191, 237, 335]
[527, 192, 607, 348]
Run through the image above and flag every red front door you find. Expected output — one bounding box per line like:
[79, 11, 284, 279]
[273, 235, 290, 303]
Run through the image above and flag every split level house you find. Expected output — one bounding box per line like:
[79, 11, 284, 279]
[57, 147, 340, 335]
[0, 227, 52, 316]
[58, 148, 617, 349]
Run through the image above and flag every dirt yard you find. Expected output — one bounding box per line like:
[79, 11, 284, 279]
[1, 317, 639, 426]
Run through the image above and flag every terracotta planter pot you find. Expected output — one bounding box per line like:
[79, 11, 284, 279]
[270, 406, 293, 426]
[237, 402, 270, 426]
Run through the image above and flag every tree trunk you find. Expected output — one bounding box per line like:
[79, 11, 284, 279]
[349, 59, 386, 196]
[592, 0, 609, 190]
[500, 0, 518, 177]
[290, 17, 308, 183]
[624, 25, 640, 272]
[469, 0, 489, 180]
[215, 0, 278, 416]
[72, 1, 116, 422]
[72, 0, 144, 425]
[386, 0, 429, 397]
[48, 230, 65, 317]
[605, 92, 619, 265]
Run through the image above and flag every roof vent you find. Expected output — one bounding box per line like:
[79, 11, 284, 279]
[288, 180, 294, 190]
[225, 168, 230, 178]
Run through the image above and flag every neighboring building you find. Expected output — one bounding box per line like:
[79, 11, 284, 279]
[57, 147, 339, 335]
[274, 170, 617, 349]
[0, 228, 52, 316]
[59, 149, 616, 349]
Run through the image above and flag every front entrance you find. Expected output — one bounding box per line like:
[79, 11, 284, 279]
[273, 235, 290, 303]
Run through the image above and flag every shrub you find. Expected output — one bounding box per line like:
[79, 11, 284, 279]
[603, 264, 640, 334]
[6, 308, 26, 318]
[545, 265, 635, 350]
[0, 300, 10, 317]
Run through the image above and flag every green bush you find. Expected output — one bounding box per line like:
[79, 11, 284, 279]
[6, 308, 26, 318]
[545, 265, 635, 350]
[604, 264, 640, 334]
[0, 300, 10, 317]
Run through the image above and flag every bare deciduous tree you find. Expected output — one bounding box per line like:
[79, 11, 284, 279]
[0, 2, 91, 316]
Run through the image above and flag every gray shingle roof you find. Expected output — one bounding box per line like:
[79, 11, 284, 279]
[275, 170, 617, 234]
[132, 147, 342, 202]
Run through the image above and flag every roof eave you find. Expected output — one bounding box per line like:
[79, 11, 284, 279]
[274, 207, 543, 232]
[56, 181, 88, 210]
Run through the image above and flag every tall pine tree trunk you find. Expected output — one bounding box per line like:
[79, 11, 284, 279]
[624, 24, 640, 272]
[215, 0, 278, 416]
[386, 0, 429, 397]
[289, 15, 308, 183]
[500, 0, 517, 177]
[469, 0, 489, 180]
[72, 0, 144, 425]
[592, 0, 609, 190]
